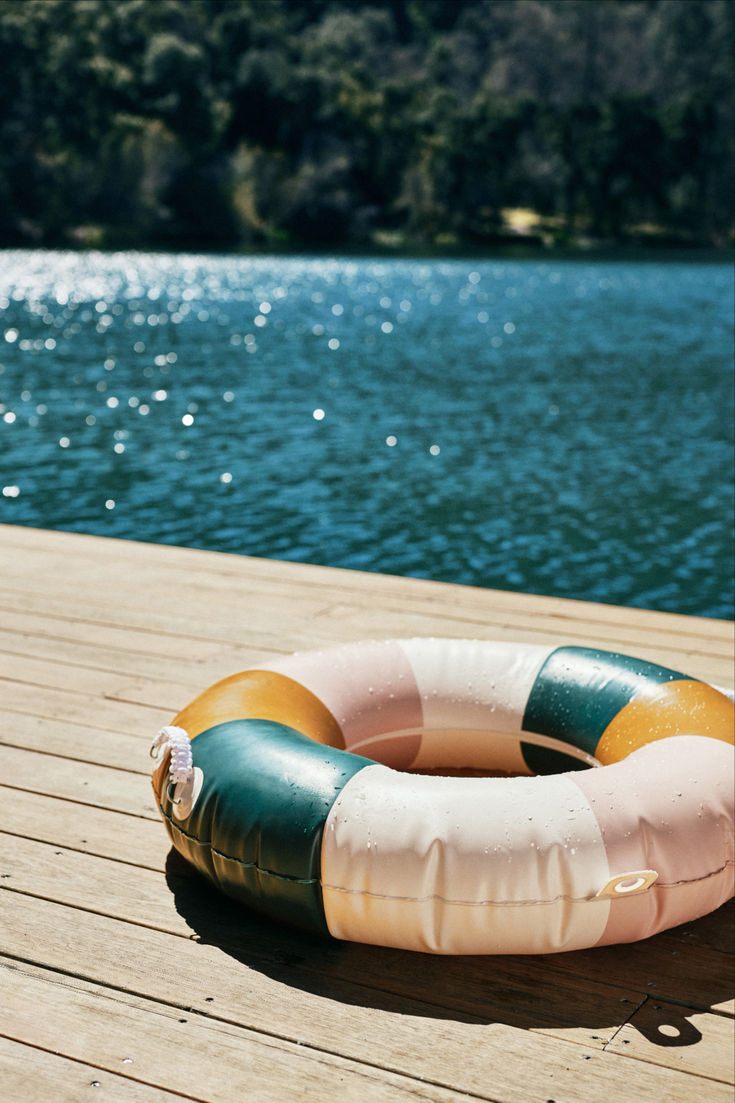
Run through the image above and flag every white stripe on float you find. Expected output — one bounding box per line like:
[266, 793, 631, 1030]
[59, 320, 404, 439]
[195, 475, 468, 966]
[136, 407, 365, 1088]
[397, 638, 553, 735]
[321, 762, 611, 954]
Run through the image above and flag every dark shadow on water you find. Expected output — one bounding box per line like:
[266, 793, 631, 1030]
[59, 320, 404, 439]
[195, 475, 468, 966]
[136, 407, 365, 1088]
[164, 849, 733, 1044]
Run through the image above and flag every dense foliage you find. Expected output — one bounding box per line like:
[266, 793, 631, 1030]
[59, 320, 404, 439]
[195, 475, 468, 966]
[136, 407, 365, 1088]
[1, 0, 732, 250]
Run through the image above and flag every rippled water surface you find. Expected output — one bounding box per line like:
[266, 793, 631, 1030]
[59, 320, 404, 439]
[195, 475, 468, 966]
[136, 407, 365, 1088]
[1, 250, 732, 618]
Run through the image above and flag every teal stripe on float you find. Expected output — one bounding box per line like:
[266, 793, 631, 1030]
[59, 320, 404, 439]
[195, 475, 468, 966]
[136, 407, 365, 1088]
[161, 719, 374, 936]
[520, 646, 688, 774]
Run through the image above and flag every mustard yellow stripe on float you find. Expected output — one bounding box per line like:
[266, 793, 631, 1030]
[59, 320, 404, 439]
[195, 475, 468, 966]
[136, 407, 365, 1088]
[594, 680, 735, 766]
[173, 669, 345, 748]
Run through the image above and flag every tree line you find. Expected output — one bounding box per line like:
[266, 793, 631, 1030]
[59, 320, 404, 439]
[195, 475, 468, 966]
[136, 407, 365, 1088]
[0, 0, 732, 251]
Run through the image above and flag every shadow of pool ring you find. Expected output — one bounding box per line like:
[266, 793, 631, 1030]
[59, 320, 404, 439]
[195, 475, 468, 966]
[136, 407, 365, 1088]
[151, 639, 734, 954]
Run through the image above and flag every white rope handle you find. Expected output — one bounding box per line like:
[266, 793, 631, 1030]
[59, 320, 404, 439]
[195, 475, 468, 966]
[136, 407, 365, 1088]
[150, 725, 193, 786]
[150, 725, 202, 820]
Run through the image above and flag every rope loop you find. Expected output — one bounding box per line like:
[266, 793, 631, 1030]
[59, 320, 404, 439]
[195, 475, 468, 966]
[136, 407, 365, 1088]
[151, 725, 193, 784]
[150, 725, 203, 820]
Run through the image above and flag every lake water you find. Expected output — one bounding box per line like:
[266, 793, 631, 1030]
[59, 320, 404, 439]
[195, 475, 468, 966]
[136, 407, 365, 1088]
[1, 250, 732, 619]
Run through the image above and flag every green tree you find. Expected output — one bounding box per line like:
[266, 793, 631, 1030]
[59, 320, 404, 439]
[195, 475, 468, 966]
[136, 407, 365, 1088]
[0, 0, 731, 249]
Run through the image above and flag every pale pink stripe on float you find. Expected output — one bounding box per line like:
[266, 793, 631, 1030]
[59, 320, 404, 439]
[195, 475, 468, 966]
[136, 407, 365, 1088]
[397, 638, 553, 736]
[258, 640, 423, 760]
[570, 735, 735, 946]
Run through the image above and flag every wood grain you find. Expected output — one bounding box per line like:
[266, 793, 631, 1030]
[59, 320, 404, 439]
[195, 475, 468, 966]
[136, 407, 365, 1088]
[1, 523, 732, 1102]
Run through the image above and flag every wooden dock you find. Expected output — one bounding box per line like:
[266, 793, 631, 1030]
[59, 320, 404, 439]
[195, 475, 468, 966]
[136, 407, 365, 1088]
[1, 522, 733, 1102]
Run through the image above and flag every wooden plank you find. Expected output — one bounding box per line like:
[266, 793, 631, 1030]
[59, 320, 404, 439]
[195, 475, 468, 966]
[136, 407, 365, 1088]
[6, 642, 730, 728]
[1, 524, 732, 1102]
[0, 788, 170, 870]
[0, 1035, 190, 1103]
[0, 607, 238, 665]
[3, 787, 731, 1017]
[1, 588, 730, 693]
[0, 746, 158, 818]
[0, 960, 476, 1103]
[2, 608, 731, 712]
[0, 836, 647, 1037]
[1, 651, 148, 699]
[2, 827, 732, 1050]
[100, 676, 232, 713]
[1, 834, 184, 935]
[0, 620, 259, 691]
[1, 569, 730, 678]
[660, 899, 735, 954]
[1, 896, 730, 1103]
[1, 653, 193, 716]
[1, 713, 156, 773]
[0, 631, 208, 692]
[0, 521, 728, 643]
[0, 587, 351, 660]
[1, 525, 731, 664]
[2, 524, 729, 645]
[606, 998, 735, 1083]
[3, 625, 729, 703]
[536, 916, 735, 1017]
[1, 680, 170, 735]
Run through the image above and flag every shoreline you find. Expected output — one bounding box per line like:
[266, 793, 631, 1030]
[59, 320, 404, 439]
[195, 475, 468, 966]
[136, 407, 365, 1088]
[2, 240, 733, 263]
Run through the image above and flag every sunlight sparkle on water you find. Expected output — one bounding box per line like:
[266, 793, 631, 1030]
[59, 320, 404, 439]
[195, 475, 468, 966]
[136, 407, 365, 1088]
[0, 250, 731, 618]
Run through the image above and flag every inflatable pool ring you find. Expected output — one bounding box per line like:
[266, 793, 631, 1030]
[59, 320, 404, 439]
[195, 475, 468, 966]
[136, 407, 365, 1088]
[150, 639, 734, 954]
